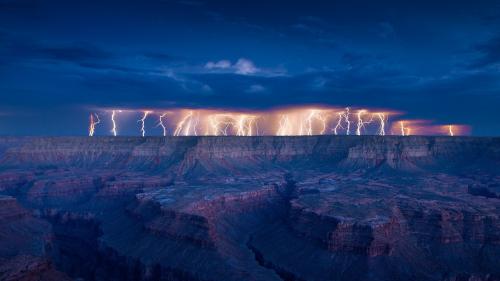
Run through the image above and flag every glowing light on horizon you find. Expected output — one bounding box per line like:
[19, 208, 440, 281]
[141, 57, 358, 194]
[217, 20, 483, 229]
[205, 113, 258, 136]
[235, 114, 258, 136]
[89, 106, 468, 137]
[174, 111, 199, 136]
[400, 121, 410, 136]
[208, 114, 231, 136]
[277, 115, 292, 136]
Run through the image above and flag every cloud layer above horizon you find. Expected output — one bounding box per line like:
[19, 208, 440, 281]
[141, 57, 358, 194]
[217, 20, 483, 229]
[1, 0, 500, 135]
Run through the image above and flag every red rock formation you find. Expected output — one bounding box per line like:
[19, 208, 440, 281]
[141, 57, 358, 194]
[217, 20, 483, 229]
[0, 136, 498, 281]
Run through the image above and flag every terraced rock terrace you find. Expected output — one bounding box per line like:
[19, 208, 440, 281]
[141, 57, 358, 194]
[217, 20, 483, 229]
[0, 136, 499, 281]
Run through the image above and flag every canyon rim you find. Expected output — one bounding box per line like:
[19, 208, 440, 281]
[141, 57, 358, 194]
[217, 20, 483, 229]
[0, 136, 499, 281]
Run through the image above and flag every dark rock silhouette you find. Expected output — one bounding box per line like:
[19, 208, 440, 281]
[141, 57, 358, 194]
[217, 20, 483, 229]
[0, 136, 499, 281]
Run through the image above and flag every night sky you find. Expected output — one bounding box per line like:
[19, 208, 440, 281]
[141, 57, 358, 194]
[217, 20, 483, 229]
[1, 0, 499, 136]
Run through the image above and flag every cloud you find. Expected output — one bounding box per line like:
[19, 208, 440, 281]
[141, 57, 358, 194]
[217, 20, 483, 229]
[311, 76, 328, 89]
[160, 68, 212, 93]
[0, 32, 114, 67]
[468, 35, 500, 69]
[36, 45, 111, 62]
[204, 58, 259, 75]
[205, 59, 232, 69]
[2, 51, 500, 135]
[234, 58, 258, 75]
[245, 84, 266, 93]
[0, 31, 187, 76]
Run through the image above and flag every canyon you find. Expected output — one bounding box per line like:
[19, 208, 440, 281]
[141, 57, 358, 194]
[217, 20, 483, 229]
[0, 136, 499, 281]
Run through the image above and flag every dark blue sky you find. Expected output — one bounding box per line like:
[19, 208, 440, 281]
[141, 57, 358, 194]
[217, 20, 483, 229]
[1, 0, 499, 135]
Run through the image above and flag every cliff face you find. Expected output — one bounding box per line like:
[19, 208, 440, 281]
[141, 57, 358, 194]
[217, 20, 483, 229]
[0, 196, 71, 281]
[0, 136, 498, 172]
[0, 136, 499, 281]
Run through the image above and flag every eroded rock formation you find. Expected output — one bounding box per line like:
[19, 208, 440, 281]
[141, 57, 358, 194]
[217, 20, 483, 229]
[0, 136, 499, 281]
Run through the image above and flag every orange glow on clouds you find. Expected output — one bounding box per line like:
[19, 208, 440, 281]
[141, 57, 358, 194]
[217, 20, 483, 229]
[88, 106, 469, 136]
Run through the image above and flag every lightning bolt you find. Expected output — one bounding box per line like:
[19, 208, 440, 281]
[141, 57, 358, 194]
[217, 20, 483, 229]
[400, 121, 411, 136]
[206, 113, 257, 136]
[111, 110, 121, 136]
[303, 111, 314, 135]
[255, 119, 261, 136]
[97, 107, 469, 137]
[316, 111, 327, 135]
[209, 114, 231, 136]
[193, 115, 199, 136]
[235, 114, 257, 136]
[174, 111, 198, 136]
[333, 111, 344, 135]
[174, 111, 189, 136]
[277, 114, 292, 136]
[138, 111, 151, 137]
[208, 115, 219, 135]
[208, 115, 218, 135]
[355, 110, 373, 136]
[158, 113, 168, 136]
[302, 110, 327, 136]
[88, 113, 100, 136]
[376, 113, 386, 136]
[344, 107, 351, 135]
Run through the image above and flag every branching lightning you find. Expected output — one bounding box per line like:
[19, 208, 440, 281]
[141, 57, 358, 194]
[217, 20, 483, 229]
[376, 113, 386, 136]
[303, 110, 327, 135]
[333, 112, 343, 135]
[158, 113, 168, 136]
[277, 115, 292, 136]
[206, 113, 257, 136]
[208, 114, 228, 136]
[174, 111, 191, 136]
[355, 110, 373, 136]
[138, 111, 151, 137]
[174, 111, 199, 136]
[88, 113, 100, 136]
[235, 114, 257, 136]
[89, 106, 468, 137]
[276, 109, 328, 136]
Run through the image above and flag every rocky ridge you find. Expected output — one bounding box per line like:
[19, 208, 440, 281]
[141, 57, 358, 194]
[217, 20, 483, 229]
[0, 136, 498, 281]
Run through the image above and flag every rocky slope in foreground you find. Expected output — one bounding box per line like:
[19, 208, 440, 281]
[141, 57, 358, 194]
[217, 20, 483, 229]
[0, 136, 499, 281]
